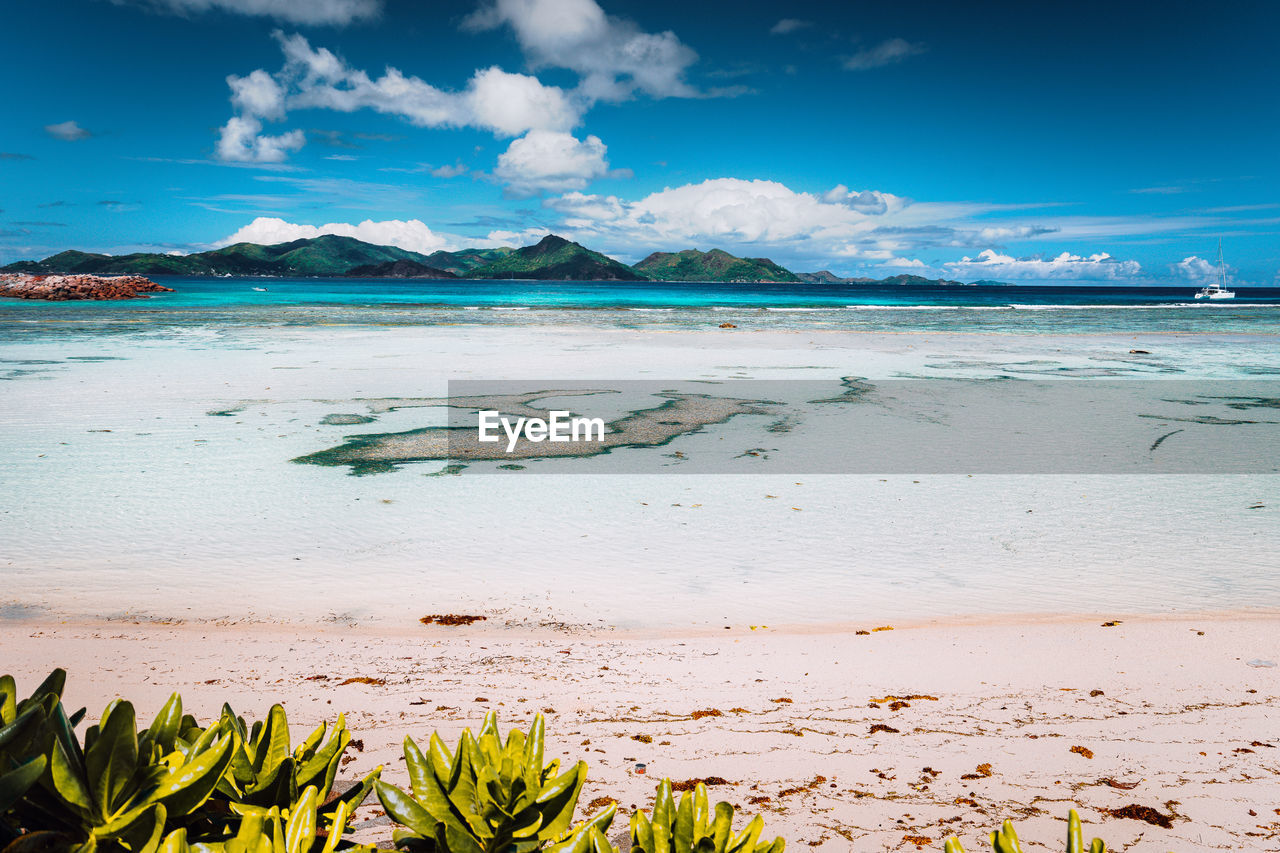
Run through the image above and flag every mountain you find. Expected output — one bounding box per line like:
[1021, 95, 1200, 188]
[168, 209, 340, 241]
[797, 271, 979, 286]
[345, 259, 457, 278]
[422, 248, 513, 276]
[2, 235, 438, 277]
[633, 248, 800, 282]
[468, 235, 645, 281]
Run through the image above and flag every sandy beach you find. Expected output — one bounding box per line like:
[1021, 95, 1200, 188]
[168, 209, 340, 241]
[4, 613, 1277, 851]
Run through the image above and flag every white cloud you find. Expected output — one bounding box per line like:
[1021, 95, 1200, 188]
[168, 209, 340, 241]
[770, 19, 811, 35]
[944, 249, 1143, 280]
[218, 216, 451, 253]
[117, 0, 380, 25]
[543, 178, 905, 252]
[213, 32, 581, 164]
[843, 38, 927, 71]
[215, 116, 304, 163]
[465, 66, 581, 135]
[494, 131, 611, 196]
[228, 69, 286, 120]
[44, 121, 92, 141]
[821, 185, 908, 215]
[463, 0, 699, 102]
[1171, 255, 1226, 282]
[431, 163, 468, 178]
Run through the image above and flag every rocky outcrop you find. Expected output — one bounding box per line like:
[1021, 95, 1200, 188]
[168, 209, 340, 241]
[0, 274, 174, 301]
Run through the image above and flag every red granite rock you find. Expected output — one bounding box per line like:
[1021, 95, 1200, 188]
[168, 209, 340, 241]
[0, 274, 174, 301]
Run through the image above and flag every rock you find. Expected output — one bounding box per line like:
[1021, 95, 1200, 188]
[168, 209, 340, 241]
[719, 322, 737, 329]
[0, 273, 173, 301]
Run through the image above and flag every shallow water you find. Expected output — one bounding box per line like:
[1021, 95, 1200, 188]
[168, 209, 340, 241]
[2, 283, 1279, 628]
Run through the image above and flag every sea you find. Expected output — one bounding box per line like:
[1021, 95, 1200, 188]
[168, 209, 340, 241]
[2, 278, 1278, 629]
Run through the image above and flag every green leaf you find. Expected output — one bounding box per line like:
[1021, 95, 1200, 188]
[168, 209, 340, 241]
[0, 704, 43, 752]
[159, 829, 190, 853]
[86, 699, 138, 819]
[145, 694, 184, 755]
[375, 781, 438, 838]
[253, 706, 291, 778]
[533, 761, 584, 842]
[673, 791, 693, 853]
[284, 786, 318, 853]
[0, 674, 15, 724]
[32, 670, 68, 703]
[144, 731, 235, 816]
[50, 731, 94, 819]
[710, 803, 732, 853]
[0, 755, 47, 813]
[726, 815, 762, 853]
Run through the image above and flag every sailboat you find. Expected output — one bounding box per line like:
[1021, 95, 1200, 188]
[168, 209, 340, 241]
[1194, 239, 1235, 300]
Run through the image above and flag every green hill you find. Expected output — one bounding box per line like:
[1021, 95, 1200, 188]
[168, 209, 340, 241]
[2, 235, 438, 277]
[469, 235, 645, 281]
[634, 248, 801, 282]
[422, 248, 514, 276]
[344, 259, 457, 278]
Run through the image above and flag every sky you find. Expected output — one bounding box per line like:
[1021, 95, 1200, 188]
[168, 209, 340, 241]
[1, 0, 1278, 283]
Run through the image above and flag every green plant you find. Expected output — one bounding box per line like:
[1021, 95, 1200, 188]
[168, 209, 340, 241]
[31, 693, 235, 852]
[629, 781, 783, 853]
[0, 670, 377, 853]
[944, 810, 1107, 853]
[207, 704, 380, 828]
[374, 713, 600, 853]
[157, 785, 371, 853]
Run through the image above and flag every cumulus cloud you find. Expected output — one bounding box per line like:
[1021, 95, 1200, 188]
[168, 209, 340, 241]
[214, 32, 582, 164]
[116, 0, 380, 25]
[494, 131, 610, 196]
[944, 249, 1142, 280]
[44, 121, 92, 141]
[218, 216, 451, 253]
[541, 178, 908, 253]
[463, 0, 699, 102]
[215, 116, 304, 163]
[770, 18, 811, 35]
[228, 69, 287, 120]
[1171, 255, 1227, 282]
[529, 177, 1140, 277]
[821, 185, 909, 215]
[843, 38, 926, 71]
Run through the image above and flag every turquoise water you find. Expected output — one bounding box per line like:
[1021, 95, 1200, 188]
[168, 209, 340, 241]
[3, 278, 1280, 337]
[3, 280, 1280, 627]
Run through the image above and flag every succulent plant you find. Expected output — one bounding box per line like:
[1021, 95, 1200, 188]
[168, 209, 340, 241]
[629, 781, 783, 853]
[944, 810, 1107, 853]
[31, 694, 235, 852]
[205, 703, 380, 829]
[157, 785, 372, 853]
[374, 713, 598, 853]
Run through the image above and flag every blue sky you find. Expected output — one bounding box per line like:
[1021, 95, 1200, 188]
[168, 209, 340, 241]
[1, 0, 1277, 282]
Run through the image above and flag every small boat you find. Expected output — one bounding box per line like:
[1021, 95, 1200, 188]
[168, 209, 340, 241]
[252, 286, 267, 292]
[1194, 239, 1235, 300]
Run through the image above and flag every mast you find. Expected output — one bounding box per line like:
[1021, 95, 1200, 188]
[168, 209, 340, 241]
[1217, 238, 1227, 290]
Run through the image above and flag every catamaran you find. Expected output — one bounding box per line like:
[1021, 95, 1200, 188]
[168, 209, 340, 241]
[1195, 239, 1235, 300]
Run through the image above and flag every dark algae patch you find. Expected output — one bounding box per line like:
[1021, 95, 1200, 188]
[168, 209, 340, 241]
[420, 613, 487, 626]
[292, 388, 774, 475]
[320, 413, 376, 425]
[1108, 804, 1175, 828]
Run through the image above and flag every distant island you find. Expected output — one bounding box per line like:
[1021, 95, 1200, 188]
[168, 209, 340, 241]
[2, 233, 1007, 286]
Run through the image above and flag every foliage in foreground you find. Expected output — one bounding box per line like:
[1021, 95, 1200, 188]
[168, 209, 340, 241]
[0, 670, 378, 853]
[3, 669, 1169, 853]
